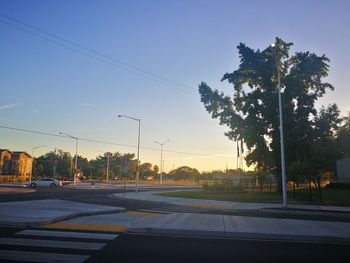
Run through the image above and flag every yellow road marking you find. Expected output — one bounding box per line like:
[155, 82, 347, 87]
[126, 211, 161, 216]
[188, 203, 232, 209]
[44, 223, 128, 232]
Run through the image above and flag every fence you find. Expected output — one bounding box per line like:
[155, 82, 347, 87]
[0, 175, 28, 182]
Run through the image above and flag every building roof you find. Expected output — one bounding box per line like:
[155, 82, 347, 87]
[0, 149, 14, 154]
[13, 151, 32, 158]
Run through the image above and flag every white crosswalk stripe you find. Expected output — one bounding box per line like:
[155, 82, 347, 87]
[0, 229, 119, 263]
[0, 250, 89, 263]
[0, 237, 105, 250]
[17, 229, 118, 240]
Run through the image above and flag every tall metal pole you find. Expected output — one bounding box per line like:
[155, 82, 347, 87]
[59, 132, 79, 189]
[53, 148, 57, 178]
[30, 145, 47, 182]
[117, 115, 141, 192]
[31, 148, 34, 182]
[106, 153, 110, 183]
[277, 69, 288, 208]
[74, 138, 79, 188]
[136, 119, 140, 192]
[160, 144, 163, 185]
[70, 157, 73, 180]
[154, 140, 170, 185]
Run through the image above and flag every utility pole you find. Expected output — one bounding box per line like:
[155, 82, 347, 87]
[59, 132, 79, 188]
[154, 140, 170, 185]
[271, 42, 288, 209]
[118, 115, 141, 192]
[30, 145, 47, 182]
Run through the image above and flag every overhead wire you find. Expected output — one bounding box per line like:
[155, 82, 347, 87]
[0, 125, 233, 160]
[0, 13, 196, 96]
[0, 14, 234, 162]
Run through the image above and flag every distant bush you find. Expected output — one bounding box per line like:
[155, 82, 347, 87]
[203, 179, 244, 193]
[325, 183, 350, 189]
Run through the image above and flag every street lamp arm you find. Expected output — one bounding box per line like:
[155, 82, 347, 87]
[59, 132, 78, 140]
[154, 139, 170, 146]
[32, 145, 47, 151]
[117, 114, 141, 122]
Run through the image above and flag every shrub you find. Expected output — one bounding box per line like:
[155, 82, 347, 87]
[325, 183, 350, 189]
[202, 179, 244, 193]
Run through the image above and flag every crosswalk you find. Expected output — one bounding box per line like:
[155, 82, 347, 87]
[0, 229, 119, 263]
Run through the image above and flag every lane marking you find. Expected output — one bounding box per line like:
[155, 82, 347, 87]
[127, 211, 162, 216]
[0, 249, 89, 263]
[17, 229, 118, 240]
[0, 238, 105, 250]
[136, 209, 171, 214]
[44, 222, 128, 232]
[188, 203, 232, 209]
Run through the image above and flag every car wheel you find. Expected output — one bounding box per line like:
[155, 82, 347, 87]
[30, 183, 36, 188]
[50, 183, 57, 188]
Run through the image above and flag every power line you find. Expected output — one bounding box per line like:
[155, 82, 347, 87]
[0, 125, 233, 160]
[0, 13, 197, 96]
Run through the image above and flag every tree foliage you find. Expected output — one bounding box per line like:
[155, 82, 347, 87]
[199, 37, 346, 185]
[168, 166, 200, 181]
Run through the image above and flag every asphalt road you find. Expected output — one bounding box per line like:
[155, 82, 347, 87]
[1, 227, 349, 263]
[88, 233, 350, 263]
[1, 186, 350, 222]
[1, 187, 350, 262]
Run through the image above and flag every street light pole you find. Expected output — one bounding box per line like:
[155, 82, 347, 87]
[98, 150, 111, 183]
[277, 68, 288, 209]
[30, 145, 47, 182]
[118, 114, 141, 192]
[271, 42, 288, 209]
[106, 153, 110, 183]
[59, 132, 79, 188]
[154, 140, 170, 185]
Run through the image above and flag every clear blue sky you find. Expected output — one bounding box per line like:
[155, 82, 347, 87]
[1, 0, 349, 171]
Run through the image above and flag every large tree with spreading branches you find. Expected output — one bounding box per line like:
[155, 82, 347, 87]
[199, 38, 339, 192]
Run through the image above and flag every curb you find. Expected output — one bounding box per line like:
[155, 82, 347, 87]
[0, 207, 126, 227]
[127, 227, 350, 244]
[110, 193, 350, 216]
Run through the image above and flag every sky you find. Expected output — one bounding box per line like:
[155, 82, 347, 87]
[1, 0, 349, 172]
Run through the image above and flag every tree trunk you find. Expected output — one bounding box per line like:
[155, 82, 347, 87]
[276, 170, 282, 194]
[308, 178, 312, 202]
[293, 180, 296, 198]
[317, 176, 322, 203]
[296, 175, 299, 188]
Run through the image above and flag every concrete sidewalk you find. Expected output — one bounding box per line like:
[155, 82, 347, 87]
[0, 199, 125, 226]
[44, 211, 350, 243]
[111, 190, 350, 213]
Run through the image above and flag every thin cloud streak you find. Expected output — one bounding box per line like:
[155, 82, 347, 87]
[73, 128, 111, 132]
[0, 103, 19, 110]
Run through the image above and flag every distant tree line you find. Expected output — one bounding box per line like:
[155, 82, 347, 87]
[33, 150, 144, 180]
[32, 150, 246, 182]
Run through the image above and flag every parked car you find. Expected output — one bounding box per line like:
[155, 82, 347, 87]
[28, 178, 62, 188]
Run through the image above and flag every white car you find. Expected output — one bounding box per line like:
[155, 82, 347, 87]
[28, 178, 62, 188]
